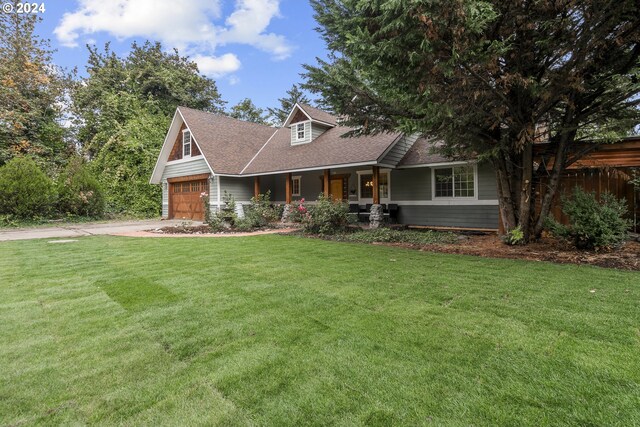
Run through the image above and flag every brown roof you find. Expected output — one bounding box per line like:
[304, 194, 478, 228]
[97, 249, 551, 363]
[242, 126, 401, 174]
[178, 106, 276, 175]
[298, 104, 338, 126]
[397, 137, 451, 166]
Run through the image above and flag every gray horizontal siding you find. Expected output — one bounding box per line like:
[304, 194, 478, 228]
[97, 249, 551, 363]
[380, 134, 418, 166]
[311, 123, 330, 141]
[161, 157, 210, 180]
[219, 176, 254, 202]
[391, 168, 431, 201]
[477, 163, 497, 200]
[290, 121, 312, 144]
[398, 205, 499, 229]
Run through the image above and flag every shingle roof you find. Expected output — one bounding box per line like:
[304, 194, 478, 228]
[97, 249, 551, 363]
[178, 107, 276, 175]
[242, 126, 401, 174]
[397, 137, 450, 166]
[298, 104, 338, 126]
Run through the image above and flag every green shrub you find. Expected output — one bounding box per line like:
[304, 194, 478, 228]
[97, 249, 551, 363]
[335, 228, 458, 245]
[0, 157, 56, 219]
[244, 190, 280, 228]
[301, 194, 350, 235]
[504, 225, 525, 245]
[56, 157, 105, 217]
[546, 187, 630, 250]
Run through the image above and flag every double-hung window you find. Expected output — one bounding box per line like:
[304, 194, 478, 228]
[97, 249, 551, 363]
[292, 176, 301, 197]
[434, 165, 475, 198]
[183, 130, 192, 157]
[296, 123, 306, 141]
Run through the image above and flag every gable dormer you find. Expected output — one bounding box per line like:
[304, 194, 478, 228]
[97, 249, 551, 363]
[283, 103, 337, 146]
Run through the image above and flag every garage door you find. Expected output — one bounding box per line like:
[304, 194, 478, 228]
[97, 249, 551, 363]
[170, 179, 208, 220]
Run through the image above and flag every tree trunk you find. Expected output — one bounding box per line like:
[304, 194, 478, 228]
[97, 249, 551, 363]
[533, 129, 575, 237]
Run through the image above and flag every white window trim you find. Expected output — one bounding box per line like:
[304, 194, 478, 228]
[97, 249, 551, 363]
[291, 120, 310, 144]
[182, 129, 192, 158]
[356, 169, 391, 204]
[292, 175, 301, 197]
[431, 163, 478, 200]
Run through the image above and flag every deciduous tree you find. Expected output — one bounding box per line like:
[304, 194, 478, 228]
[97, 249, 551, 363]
[229, 98, 269, 124]
[0, 6, 71, 168]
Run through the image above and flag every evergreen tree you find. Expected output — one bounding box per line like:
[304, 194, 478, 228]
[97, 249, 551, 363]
[268, 84, 311, 126]
[304, 0, 640, 242]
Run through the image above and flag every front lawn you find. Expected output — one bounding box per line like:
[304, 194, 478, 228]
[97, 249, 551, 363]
[1, 235, 639, 425]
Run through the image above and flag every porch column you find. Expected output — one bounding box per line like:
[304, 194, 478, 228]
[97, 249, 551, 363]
[254, 176, 260, 199]
[372, 166, 380, 204]
[323, 169, 330, 198]
[285, 172, 292, 204]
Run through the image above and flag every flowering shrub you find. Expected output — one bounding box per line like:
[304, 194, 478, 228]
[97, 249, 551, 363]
[287, 198, 307, 223]
[301, 194, 350, 235]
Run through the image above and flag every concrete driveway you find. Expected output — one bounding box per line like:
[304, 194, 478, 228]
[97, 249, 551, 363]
[0, 219, 194, 242]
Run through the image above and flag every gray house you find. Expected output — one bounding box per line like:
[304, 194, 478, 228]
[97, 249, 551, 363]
[150, 103, 499, 229]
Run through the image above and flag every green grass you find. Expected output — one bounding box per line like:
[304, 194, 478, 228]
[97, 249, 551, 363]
[1, 235, 639, 426]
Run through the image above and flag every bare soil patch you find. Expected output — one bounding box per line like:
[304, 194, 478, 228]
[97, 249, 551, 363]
[411, 234, 640, 271]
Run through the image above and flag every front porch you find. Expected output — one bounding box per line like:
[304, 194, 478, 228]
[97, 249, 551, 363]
[251, 166, 396, 226]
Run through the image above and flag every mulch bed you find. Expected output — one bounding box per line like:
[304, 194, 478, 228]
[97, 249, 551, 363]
[399, 234, 640, 271]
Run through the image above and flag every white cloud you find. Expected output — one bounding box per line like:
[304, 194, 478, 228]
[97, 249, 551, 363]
[54, 0, 221, 48]
[219, 0, 292, 60]
[193, 53, 241, 77]
[54, 0, 293, 76]
[228, 75, 241, 86]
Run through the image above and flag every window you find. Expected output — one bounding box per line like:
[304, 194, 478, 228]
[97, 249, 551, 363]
[292, 176, 301, 196]
[359, 172, 389, 199]
[183, 130, 191, 157]
[434, 165, 475, 198]
[296, 123, 306, 140]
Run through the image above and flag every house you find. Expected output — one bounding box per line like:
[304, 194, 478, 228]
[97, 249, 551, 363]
[150, 104, 500, 229]
[150, 103, 640, 231]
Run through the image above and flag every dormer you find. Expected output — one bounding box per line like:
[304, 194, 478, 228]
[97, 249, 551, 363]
[283, 103, 337, 146]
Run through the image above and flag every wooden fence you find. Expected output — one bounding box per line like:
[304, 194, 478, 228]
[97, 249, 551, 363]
[536, 167, 639, 233]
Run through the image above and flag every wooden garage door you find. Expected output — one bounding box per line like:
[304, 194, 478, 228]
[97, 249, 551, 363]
[170, 179, 208, 220]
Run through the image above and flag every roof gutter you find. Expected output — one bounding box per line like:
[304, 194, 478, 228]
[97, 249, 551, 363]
[218, 160, 398, 178]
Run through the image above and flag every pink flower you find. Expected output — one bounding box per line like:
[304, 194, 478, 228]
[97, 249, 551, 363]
[200, 192, 208, 198]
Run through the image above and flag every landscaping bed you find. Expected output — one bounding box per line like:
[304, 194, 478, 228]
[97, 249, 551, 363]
[419, 233, 640, 271]
[299, 227, 640, 271]
[149, 223, 291, 235]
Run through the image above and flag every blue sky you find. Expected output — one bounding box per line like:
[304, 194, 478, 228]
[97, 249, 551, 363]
[35, 0, 328, 110]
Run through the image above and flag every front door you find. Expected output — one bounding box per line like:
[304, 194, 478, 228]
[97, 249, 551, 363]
[329, 178, 343, 201]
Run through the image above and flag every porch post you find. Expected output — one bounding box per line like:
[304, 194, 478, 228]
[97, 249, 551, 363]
[323, 169, 330, 198]
[285, 173, 292, 204]
[372, 166, 380, 204]
[254, 176, 260, 199]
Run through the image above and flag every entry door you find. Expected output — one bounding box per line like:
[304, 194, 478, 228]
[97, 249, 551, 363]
[329, 178, 343, 201]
